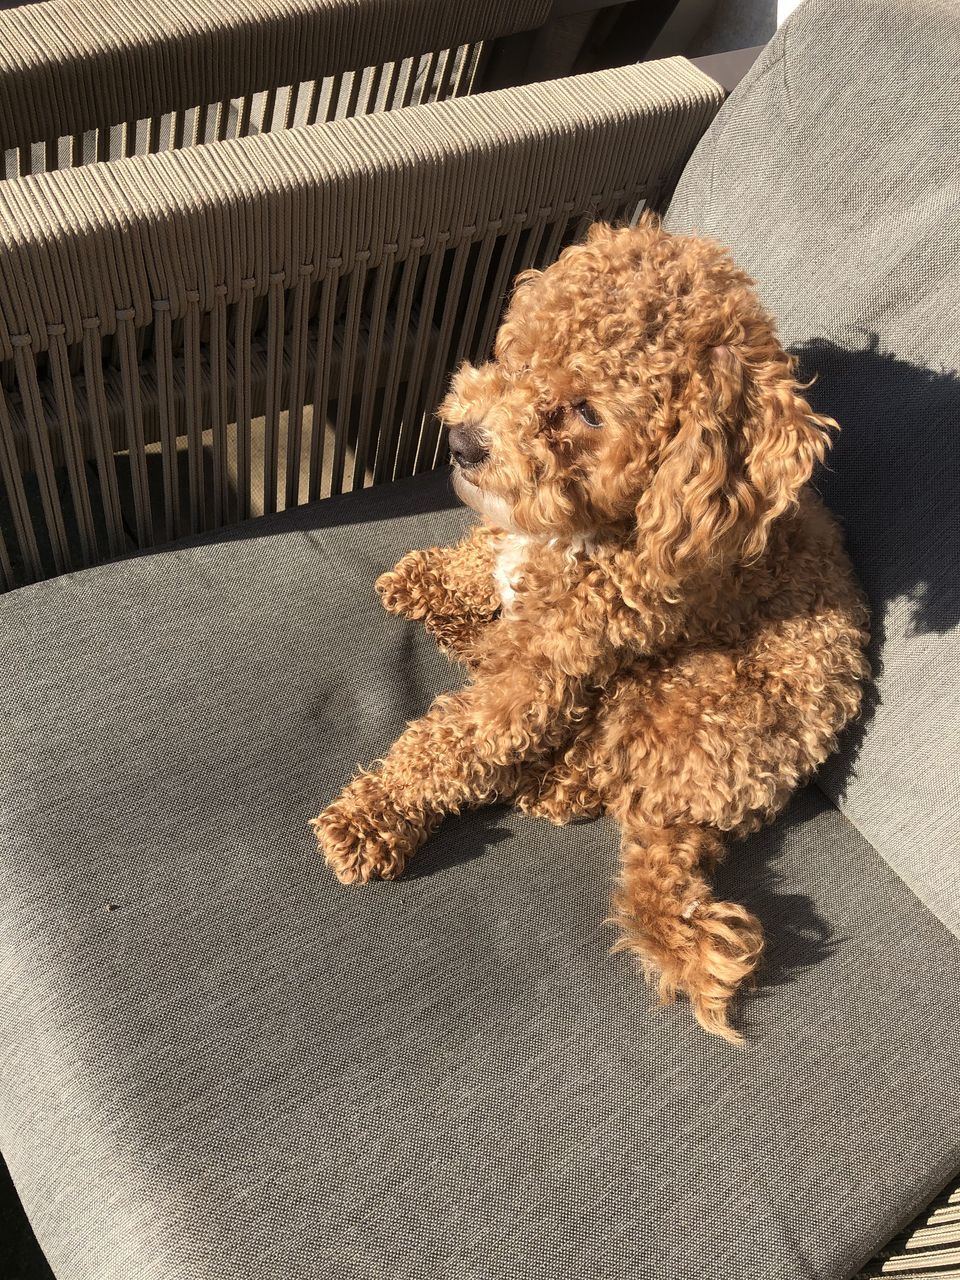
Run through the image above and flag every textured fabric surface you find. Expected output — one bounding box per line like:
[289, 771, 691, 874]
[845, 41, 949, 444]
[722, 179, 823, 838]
[2, 471, 960, 1280]
[666, 0, 960, 939]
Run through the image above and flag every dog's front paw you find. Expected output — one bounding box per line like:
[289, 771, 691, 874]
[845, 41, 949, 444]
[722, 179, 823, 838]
[310, 776, 423, 884]
[375, 569, 421, 619]
[375, 551, 434, 620]
[423, 612, 491, 666]
[312, 807, 407, 883]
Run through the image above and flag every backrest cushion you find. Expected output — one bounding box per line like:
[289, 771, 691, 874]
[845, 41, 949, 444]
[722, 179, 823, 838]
[665, 0, 960, 934]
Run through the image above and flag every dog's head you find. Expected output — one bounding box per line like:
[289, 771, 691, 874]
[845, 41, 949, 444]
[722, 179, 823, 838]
[441, 217, 834, 588]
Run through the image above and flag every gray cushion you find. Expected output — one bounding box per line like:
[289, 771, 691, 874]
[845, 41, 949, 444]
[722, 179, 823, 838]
[2, 472, 960, 1280]
[666, 0, 960, 936]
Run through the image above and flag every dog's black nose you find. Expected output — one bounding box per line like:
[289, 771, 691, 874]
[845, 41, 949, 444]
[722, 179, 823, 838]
[448, 423, 489, 470]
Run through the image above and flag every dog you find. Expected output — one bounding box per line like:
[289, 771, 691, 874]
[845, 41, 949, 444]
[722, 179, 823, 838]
[312, 216, 869, 1040]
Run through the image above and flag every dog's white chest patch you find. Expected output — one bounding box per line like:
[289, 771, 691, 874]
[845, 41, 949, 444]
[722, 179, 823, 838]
[493, 532, 595, 616]
[493, 534, 531, 614]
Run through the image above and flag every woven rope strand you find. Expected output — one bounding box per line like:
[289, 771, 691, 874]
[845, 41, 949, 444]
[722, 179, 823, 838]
[351, 247, 396, 492]
[81, 321, 126, 557]
[153, 303, 181, 543]
[47, 329, 97, 565]
[283, 270, 313, 509]
[209, 286, 230, 527]
[0, 514, 13, 588]
[13, 344, 71, 573]
[262, 275, 286, 515]
[372, 249, 420, 486]
[414, 236, 473, 475]
[182, 297, 205, 535]
[329, 260, 366, 497]
[307, 268, 340, 503]
[0, 382, 42, 580]
[115, 313, 153, 544]
[233, 283, 255, 522]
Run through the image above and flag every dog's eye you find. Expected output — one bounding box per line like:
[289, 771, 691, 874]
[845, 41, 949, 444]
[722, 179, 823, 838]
[574, 401, 602, 429]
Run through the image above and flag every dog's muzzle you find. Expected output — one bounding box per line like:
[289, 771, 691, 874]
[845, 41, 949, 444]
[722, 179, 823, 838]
[448, 423, 489, 470]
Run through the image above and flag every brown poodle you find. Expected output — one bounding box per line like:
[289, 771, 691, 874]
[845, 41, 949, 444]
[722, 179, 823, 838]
[312, 217, 869, 1040]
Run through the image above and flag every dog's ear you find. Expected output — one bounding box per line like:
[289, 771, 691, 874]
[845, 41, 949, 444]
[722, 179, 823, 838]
[633, 339, 834, 588]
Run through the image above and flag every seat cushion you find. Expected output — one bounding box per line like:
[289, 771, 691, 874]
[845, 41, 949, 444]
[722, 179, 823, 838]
[665, 0, 960, 936]
[2, 471, 960, 1280]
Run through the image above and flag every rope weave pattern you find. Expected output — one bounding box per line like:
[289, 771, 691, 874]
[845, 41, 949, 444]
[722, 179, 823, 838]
[0, 59, 724, 588]
[0, 0, 551, 175]
[857, 1182, 960, 1278]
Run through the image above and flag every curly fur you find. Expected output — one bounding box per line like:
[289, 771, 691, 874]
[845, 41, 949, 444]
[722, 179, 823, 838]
[312, 217, 869, 1041]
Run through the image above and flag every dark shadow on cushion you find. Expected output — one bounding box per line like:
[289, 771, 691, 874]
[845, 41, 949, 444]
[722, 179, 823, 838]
[143, 466, 463, 556]
[792, 339, 960, 932]
[801, 338, 960, 639]
[0, 1158, 54, 1280]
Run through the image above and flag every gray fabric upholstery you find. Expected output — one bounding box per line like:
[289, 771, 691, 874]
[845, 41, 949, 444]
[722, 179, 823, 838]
[666, 0, 960, 937]
[2, 472, 960, 1280]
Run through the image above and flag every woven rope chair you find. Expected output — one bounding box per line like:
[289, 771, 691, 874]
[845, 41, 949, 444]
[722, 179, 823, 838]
[0, 1, 957, 1276]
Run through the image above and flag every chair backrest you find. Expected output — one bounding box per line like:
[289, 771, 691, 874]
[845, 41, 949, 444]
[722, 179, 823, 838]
[0, 59, 723, 587]
[666, 0, 960, 935]
[0, 0, 552, 177]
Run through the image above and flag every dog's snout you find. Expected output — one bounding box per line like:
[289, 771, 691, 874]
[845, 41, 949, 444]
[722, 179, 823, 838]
[448, 423, 489, 470]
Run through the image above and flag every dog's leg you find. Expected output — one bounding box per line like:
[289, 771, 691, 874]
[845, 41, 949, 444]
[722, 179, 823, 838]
[512, 717, 605, 823]
[609, 822, 764, 1042]
[376, 527, 501, 661]
[312, 665, 589, 884]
